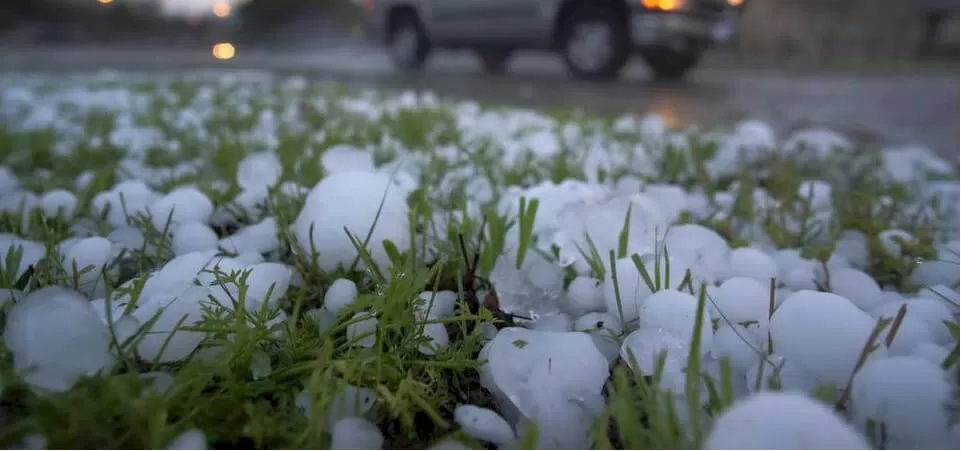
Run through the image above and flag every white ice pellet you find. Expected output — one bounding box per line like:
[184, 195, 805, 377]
[418, 322, 449, 355]
[324, 278, 358, 314]
[828, 268, 882, 311]
[414, 290, 457, 319]
[237, 152, 283, 191]
[346, 311, 378, 348]
[453, 404, 516, 448]
[166, 429, 208, 450]
[40, 189, 78, 218]
[725, 247, 777, 284]
[563, 276, 604, 317]
[877, 229, 914, 257]
[331, 418, 383, 450]
[712, 277, 771, 323]
[62, 236, 115, 297]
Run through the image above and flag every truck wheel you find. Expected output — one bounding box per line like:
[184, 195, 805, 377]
[559, 6, 630, 80]
[474, 48, 513, 74]
[387, 10, 430, 71]
[640, 46, 703, 81]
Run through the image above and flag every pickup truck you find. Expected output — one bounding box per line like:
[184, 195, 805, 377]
[362, 0, 742, 80]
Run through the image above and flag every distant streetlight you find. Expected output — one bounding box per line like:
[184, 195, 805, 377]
[213, 0, 232, 18]
[212, 42, 236, 60]
[98, 0, 113, 4]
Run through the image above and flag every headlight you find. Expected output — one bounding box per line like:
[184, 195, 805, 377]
[642, 0, 685, 12]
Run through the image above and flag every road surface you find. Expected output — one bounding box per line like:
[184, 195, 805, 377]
[2, 44, 958, 162]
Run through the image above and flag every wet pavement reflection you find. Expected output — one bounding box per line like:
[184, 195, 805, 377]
[3, 45, 958, 162]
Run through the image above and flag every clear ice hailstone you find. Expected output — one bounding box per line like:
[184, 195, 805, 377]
[724, 247, 777, 284]
[603, 257, 652, 324]
[419, 322, 449, 355]
[243, 262, 292, 308]
[850, 356, 954, 448]
[166, 429, 207, 450]
[324, 278, 359, 314]
[454, 404, 517, 448]
[171, 222, 218, 256]
[40, 189, 77, 218]
[713, 277, 771, 324]
[3, 287, 116, 392]
[147, 187, 214, 232]
[563, 276, 604, 317]
[704, 391, 870, 450]
[711, 324, 764, 375]
[346, 311, 378, 348]
[292, 171, 410, 274]
[414, 291, 457, 320]
[828, 268, 882, 312]
[133, 286, 211, 363]
[877, 229, 914, 257]
[321, 145, 375, 174]
[331, 417, 384, 450]
[770, 290, 886, 388]
[489, 247, 565, 318]
[62, 236, 115, 296]
[637, 289, 712, 352]
[236, 151, 283, 191]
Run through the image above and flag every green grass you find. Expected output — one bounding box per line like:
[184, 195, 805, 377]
[0, 72, 958, 449]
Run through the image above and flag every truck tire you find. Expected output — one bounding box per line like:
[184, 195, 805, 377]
[559, 6, 630, 80]
[474, 48, 513, 74]
[640, 46, 703, 81]
[387, 10, 430, 71]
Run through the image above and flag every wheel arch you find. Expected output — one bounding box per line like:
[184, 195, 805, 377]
[550, 0, 630, 50]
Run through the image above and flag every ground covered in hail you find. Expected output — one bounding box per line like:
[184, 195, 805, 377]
[0, 71, 958, 450]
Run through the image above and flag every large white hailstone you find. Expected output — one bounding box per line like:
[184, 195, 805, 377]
[637, 289, 712, 352]
[482, 328, 608, 449]
[419, 322, 450, 355]
[91, 180, 158, 227]
[3, 287, 116, 392]
[321, 145, 375, 174]
[603, 257, 652, 324]
[242, 262, 292, 308]
[704, 391, 870, 449]
[712, 277, 771, 324]
[219, 217, 280, 255]
[724, 247, 777, 284]
[147, 186, 214, 232]
[563, 276, 604, 317]
[414, 290, 457, 320]
[711, 323, 764, 375]
[324, 278, 359, 314]
[834, 230, 870, 270]
[620, 328, 690, 375]
[170, 222, 219, 256]
[829, 268, 883, 312]
[40, 189, 78, 218]
[133, 286, 211, 363]
[236, 152, 283, 191]
[454, 404, 516, 448]
[292, 171, 410, 273]
[912, 241, 961, 288]
[850, 356, 954, 448]
[869, 301, 936, 356]
[871, 297, 955, 345]
[330, 417, 383, 450]
[62, 236, 116, 297]
[0, 237, 45, 281]
[662, 224, 731, 285]
[769, 290, 886, 388]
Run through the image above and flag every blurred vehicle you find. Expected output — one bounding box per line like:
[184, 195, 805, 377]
[363, 0, 742, 80]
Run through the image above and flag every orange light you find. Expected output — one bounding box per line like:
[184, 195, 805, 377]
[642, 0, 684, 11]
[728, 0, 743, 6]
[97, 0, 113, 4]
[213, 0, 231, 18]
[212, 42, 236, 60]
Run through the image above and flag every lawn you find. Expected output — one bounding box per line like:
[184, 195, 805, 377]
[0, 70, 958, 449]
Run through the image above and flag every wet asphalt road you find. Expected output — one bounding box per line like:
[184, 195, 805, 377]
[2, 44, 958, 162]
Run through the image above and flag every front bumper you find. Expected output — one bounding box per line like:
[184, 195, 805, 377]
[628, 10, 738, 49]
